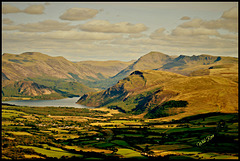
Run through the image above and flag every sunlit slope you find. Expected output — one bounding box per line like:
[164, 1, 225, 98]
[77, 70, 238, 117]
[112, 51, 173, 81]
[112, 52, 238, 84]
[2, 52, 109, 81]
[1, 80, 65, 99]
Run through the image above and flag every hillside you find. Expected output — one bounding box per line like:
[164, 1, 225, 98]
[77, 70, 238, 119]
[112, 51, 173, 81]
[111, 52, 238, 87]
[77, 60, 133, 78]
[2, 52, 104, 81]
[159, 54, 238, 76]
[1, 80, 68, 100]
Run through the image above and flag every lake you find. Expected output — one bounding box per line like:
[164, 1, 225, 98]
[2, 97, 92, 108]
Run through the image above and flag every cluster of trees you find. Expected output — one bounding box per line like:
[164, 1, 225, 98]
[145, 100, 188, 119]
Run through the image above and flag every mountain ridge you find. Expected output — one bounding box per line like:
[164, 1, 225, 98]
[77, 69, 238, 119]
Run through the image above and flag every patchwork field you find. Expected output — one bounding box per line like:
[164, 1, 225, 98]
[1, 105, 238, 160]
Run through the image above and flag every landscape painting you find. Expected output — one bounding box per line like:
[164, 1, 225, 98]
[1, 2, 238, 160]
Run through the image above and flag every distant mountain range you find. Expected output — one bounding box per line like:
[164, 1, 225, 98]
[112, 51, 238, 84]
[2, 52, 132, 82]
[2, 52, 131, 99]
[2, 51, 238, 105]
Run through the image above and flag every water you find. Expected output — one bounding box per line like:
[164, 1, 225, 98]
[2, 97, 92, 108]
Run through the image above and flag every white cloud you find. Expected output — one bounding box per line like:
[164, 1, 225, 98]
[179, 7, 238, 33]
[60, 8, 99, 21]
[221, 6, 238, 19]
[23, 5, 45, 14]
[79, 20, 148, 33]
[2, 25, 19, 30]
[179, 18, 203, 28]
[128, 33, 147, 39]
[2, 20, 76, 32]
[41, 30, 121, 40]
[2, 18, 13, 25]
[2, 4, 21, 14]
[150, 28, 166, 39]
[172, 27, 220, 36]
[2, 4, 45, 15]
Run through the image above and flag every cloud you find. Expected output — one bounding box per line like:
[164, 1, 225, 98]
[202, 19, 238, 33]
[23, 5, 45, 14]
[180, 18, 238, 33]
[60, 8, 99, 21]
[2, 25, 20, 30]
[172, 27, 219, 36]
[150, 28, 166, 39]
[128, 33, 147, 39]
[2, 18, 13, 25]
[41, 30, 121, 40]
[146, 7, 238, 57]
[2, 4, 45, 15]
[179, 18, 203, 28]
[2, 4, 21, 14]
[221, 7, 238, 19]
[79, 20, 148, 33]
[180, 16, 191, 20]
[2, 20, 76, 32]
[2, 30, 120, 42]
[179, 7, 238, 33]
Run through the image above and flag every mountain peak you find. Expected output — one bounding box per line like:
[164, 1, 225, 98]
[21, 52, 50, 57]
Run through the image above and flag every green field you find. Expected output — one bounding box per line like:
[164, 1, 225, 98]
[1, 105, 238, 160]
[18, 145, 83, 159]
[116, 148, 146, 158]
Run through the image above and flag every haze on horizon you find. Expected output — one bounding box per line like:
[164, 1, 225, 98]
[2, 2, 238, 61]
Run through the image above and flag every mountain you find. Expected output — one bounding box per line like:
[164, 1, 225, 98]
[77, 70, 238, 119]
[2, 52, 134, 91]
[2, 52, 104, 81]
[2, 80, 67, 100]
[158, 54, 238, 76]
[112, 51, 173, 81]
[2, 72, 9, 80]
[111, 52, 238, 86]
[2, 51, 238, 101]
[77, 60, 134, 78]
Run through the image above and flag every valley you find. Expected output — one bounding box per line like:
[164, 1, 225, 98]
[2, 104, 238, 160]
[1, 51, 238, 160]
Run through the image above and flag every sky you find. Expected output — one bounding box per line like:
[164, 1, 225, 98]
[2, 2, 238, 61]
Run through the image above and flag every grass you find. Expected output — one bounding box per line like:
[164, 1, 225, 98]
[116, 148, 146, 158]
[2, 109, 27, 118]
[24, 154, 44, 159]
[48, 128, 70, 133]
[7, 131, 33, 136]
[18, 145, 83, 159]
[53, 134, 79, 140]
[111, 140, 129, 147]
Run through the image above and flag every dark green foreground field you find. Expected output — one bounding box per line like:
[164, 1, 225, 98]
[1, 105, 239, 160]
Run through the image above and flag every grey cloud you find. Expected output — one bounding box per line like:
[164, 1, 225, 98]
[60, 8, 99, 21]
